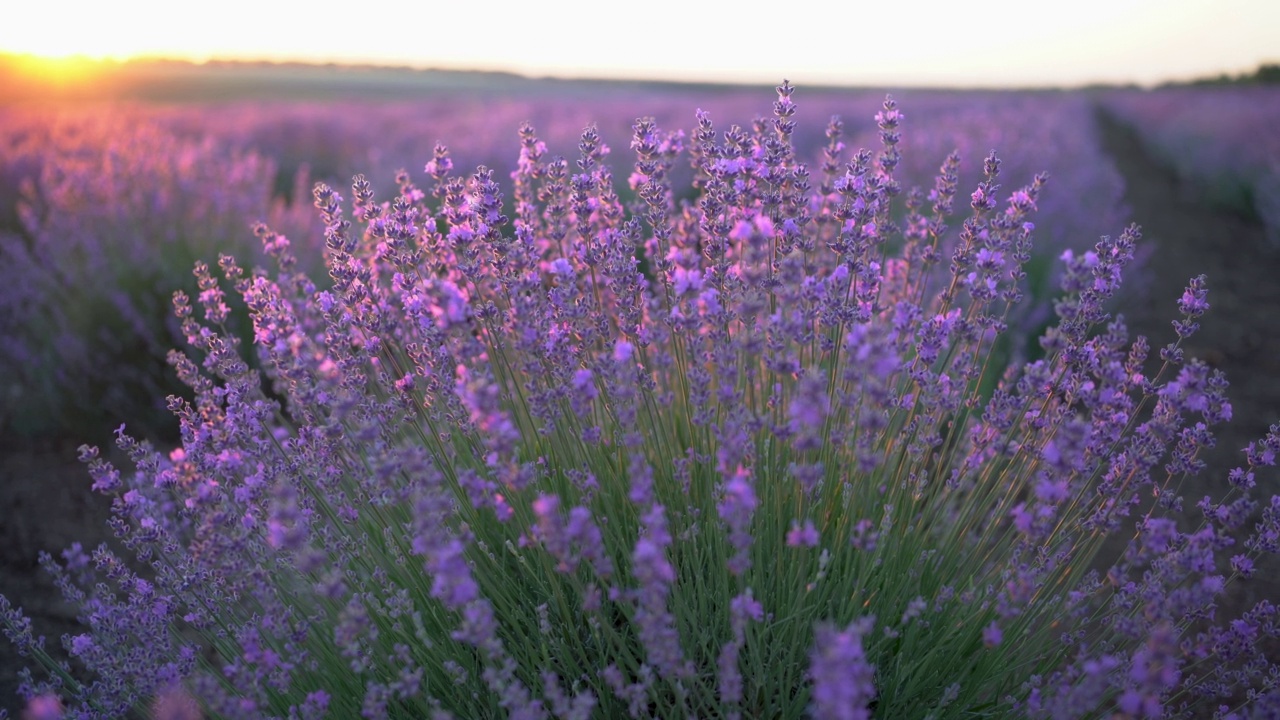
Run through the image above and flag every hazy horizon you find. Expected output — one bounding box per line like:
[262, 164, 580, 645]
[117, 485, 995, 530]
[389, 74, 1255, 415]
[3, 0, 1277, 90]
[2, 52, 1275, 97]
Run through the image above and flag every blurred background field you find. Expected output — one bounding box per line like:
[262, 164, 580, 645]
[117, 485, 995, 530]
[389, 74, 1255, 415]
[0, 56, 1136, 442]
[1, 55, 1278, 714]
[4, 58, 1279, 446]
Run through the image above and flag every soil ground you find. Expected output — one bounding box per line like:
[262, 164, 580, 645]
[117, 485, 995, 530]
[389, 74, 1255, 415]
[1, 106, 1278, 716]
[1, 438, 116, 716]
[1095, 109, 1280, 714]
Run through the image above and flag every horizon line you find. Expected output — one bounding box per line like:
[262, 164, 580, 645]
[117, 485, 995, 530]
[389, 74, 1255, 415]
[4, 51, 1278, 94]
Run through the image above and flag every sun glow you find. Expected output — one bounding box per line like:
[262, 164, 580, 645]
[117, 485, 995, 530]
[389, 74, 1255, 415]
[0, 0, 1277, 89]
[6, 54, 106, 91]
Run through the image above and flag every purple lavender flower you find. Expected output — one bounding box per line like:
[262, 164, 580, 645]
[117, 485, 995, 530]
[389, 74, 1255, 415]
[983, 621, 1003, 648]
[21, 695, 63, 720]
[786, 519, 821, 548]
[810, 618, 876, 720]
[150, 684, 202, 720]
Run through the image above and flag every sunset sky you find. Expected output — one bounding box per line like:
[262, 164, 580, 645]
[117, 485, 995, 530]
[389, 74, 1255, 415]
[1, 0, 1275, 88]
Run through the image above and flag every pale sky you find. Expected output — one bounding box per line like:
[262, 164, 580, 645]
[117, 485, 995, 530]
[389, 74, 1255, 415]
[1, 0, 1275, 88]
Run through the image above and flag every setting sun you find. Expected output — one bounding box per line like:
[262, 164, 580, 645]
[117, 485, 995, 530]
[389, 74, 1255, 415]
[6, 54, 105, 89]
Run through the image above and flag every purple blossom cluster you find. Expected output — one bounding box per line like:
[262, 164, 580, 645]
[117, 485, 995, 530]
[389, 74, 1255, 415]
[854, 91, 1129, 255]
[3, 84, 1279, 718]
[861, 91, 1133, 365]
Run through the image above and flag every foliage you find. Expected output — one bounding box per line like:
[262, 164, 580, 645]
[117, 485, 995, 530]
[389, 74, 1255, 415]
[0, 110, 317, 441]
[4, 86, 1278, 719]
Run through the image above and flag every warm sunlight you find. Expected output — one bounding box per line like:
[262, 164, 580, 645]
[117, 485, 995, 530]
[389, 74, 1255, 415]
[6, 54, 105, 89]
[1, 0, 1277, 87]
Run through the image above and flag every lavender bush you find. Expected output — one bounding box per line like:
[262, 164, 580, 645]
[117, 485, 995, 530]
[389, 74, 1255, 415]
[4, 84, 1279, 718]
[0, 109, 318, 439]
[201, 90, 1133, 388]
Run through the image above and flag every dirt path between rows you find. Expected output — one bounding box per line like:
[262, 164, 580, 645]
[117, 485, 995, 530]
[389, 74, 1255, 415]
[1096, 106, 1280, 562]
[1096, 108, 1280, 475]
[1096, 105, 1280, 712]
[0, 440, 115, 715]
[1, 107, 1278, 716]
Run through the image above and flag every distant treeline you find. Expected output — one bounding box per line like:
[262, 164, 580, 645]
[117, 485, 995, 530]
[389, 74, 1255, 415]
[0, 54, 1277, 104]
[1164, 63, 1280, 88]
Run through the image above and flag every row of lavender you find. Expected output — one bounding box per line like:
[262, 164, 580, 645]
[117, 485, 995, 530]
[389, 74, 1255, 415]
[1100, 86, 1280, 244]
[2, 83, 1279, 717]
[0, 89, 1127, 443]
[0, 110, 318, 440]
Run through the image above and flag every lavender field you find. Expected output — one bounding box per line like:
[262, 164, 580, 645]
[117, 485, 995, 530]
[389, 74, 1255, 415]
[2, 74, 1279, 718]
[0, 88, 1132, 442]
